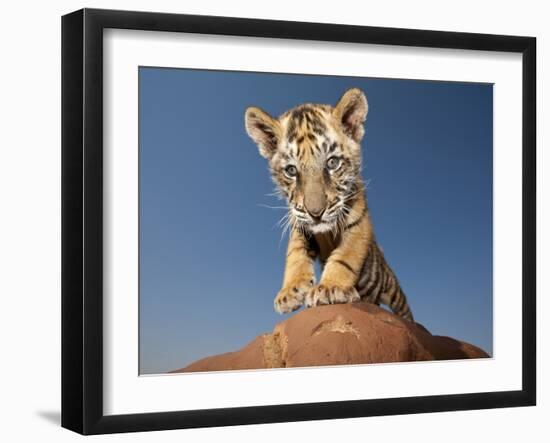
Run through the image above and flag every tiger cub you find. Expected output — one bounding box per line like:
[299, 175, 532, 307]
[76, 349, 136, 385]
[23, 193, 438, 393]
[244, 88, 414, 321]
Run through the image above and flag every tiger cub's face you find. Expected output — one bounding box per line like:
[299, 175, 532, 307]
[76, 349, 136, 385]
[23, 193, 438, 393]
[245, 88, 368, 234]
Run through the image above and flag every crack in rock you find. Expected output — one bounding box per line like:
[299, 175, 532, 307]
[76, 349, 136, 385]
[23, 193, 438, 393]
[311, 316, 360, 339]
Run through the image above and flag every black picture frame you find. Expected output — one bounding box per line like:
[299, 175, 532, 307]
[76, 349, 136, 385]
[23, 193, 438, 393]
[61, 8, 536, 435]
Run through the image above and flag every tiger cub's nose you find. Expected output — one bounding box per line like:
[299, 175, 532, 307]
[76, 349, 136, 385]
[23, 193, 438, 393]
[306, 206, 325, 221]
[304, 196, 326, 221]
[304, 178, 327, 221]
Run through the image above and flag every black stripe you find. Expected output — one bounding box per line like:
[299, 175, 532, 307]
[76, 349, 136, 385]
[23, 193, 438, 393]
[385, 274, 395, 296]
[382, 267, 390, 292]
[356, 266, 370, 290]
[371, 275, 384, 303]
[333, 259, 357, 276]
[394, 294, 405, 311]
[363, 247, 378, 294]
[365, 267, 379, 297]
[389, 287, 398, 306]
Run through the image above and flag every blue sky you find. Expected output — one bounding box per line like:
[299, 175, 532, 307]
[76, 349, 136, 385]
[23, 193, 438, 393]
[139, 67, 493, 374]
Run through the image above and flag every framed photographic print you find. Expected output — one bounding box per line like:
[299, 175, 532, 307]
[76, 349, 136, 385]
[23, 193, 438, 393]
[61, 8, 536, 435]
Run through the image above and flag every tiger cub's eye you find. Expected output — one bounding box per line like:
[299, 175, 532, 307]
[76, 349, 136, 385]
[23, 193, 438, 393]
[284, 165, 298, 178]
[326, 156, 342, 171]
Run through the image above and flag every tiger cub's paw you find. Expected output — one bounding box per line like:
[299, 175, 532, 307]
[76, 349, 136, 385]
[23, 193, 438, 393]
[305, 284, 360, 308]
[274, 278, 315, 314]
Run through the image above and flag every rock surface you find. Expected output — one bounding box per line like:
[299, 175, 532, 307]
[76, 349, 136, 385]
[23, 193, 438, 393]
[172, 302, 489, 373]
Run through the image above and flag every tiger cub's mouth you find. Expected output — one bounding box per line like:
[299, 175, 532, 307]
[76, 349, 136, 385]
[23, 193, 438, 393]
[291, 205, 345, 234]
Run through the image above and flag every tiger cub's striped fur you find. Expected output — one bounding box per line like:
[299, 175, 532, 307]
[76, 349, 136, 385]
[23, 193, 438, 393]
[245, 88, 414, 321]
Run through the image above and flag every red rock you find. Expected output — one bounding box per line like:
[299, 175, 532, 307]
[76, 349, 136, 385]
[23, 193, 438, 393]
[172, 302, 489, 373]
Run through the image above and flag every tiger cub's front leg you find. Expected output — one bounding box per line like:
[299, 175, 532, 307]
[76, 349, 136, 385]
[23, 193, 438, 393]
[274, 229, 316, 314]
[305, 214, 370, 308]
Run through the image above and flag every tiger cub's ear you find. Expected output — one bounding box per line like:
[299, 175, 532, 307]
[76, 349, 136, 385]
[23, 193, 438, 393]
[244, 107, 281, 159]
[333, 88, 368, 143]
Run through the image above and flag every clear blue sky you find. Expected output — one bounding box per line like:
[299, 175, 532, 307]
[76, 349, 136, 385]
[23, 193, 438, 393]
[139, 67, 493, 374]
